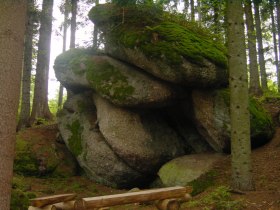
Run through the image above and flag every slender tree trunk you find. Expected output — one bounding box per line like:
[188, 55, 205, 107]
[93, 0, 99, 49]
[0, 1, 26, 209]
[270, 1, 280, 92]
[190, 0, 195, 21]
[276, 0, 280, 92]
[254, 0, 268, 91]
[18, 0, 36, 130]
[30, 0, 53, 124]
[277, 0, 280, 88]
[197, 0, 201, 23]
[245, 0, 262, 95]
[70, 0, 77, 49]
[227, 0, 255, 191]
[213, 2, 220, 34]
[58, 0, 70, 110]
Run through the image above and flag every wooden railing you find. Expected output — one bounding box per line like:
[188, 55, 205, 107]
[28, 186, 192, 210]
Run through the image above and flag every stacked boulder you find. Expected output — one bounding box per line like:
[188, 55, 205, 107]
[54, 3, 274, 188]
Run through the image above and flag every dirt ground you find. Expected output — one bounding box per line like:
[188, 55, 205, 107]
[17, 119, 280, 210]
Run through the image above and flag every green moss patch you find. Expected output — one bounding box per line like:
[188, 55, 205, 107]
[66, 120, 83, 157]
[217, 89, 274, 146]
[85, 58, 135, 102]
[14, 138, 38, 176]
[89, 4, 227, 68]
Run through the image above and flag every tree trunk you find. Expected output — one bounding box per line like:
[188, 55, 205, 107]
[0, 1, 27, 209]
[244, 0, 262, 95]
[190, 0, 195, 21]
[277, 0, 280, 89]
[58, 0, 70, 110]
[70, 0, 77, 49]
[227, 0, 255, 191]
[30, 0, 54, 124]
[197, 0, 201, 23]
[269, 1, 280, 92]
[18, 0, 36, 130]
[93, 0, 99, 49]
[253, 0, 268, 91]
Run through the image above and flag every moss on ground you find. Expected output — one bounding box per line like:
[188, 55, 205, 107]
[14, 137, 38, 176]
[66, 120, 83, 157]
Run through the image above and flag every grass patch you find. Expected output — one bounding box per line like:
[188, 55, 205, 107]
[186, 186, 244, 210]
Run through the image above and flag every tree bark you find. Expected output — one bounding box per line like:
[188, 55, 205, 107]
[18, 0, 36, 130]
[227, 0, 255, 191]
[58, 0, 70, 110]
[30, 0, 54, 124]
[269, 0, 280, 92]
[70, 0, 77, 49]
[93, 0, 99, 49]
[244, 0, 262, 95]
[190, 0, 195, 21]
[253, 0, 268, 91]
[0, 1, 27, 209]
[277, 0, 280, 89]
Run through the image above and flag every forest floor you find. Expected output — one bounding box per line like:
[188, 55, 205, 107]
[16, 109, 280, 210]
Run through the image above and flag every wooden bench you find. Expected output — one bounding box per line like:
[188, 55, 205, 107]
[74, 186, 191, 210]
[28, 186, 192, 210]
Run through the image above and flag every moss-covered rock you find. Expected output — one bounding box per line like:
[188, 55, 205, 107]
[158, 154, 223, 195]
[192, 89, 275, 152]
[66, 120, 83, 157]
[89, 3, 228, 87]
[15, 128, 77, 178]
[54, 48, 186, 107]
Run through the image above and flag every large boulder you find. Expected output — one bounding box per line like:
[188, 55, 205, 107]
[54, 49, 185, 107]
[89, 4, 228, 88]
[93, 94, 186, 174]
[192, 89, 275, 152]
[158, 153, 224, 187]
[57, 93, 144, 188]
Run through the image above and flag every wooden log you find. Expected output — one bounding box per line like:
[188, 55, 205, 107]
[30, 193, 77, 208]
[74, 186, 187, 209]
[28, 205, 52, 210]
[50, 201, 75, 210]
[155, 199, 180, 210]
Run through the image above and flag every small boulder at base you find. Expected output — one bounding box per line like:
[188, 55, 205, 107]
[158, 153, 224, 187]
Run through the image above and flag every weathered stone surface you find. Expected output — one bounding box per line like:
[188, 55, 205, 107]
[89, 4, 228, 88]
[192, 89, 275, 152]
[158, 153, 224, 187]
[58, 93, 144, 188]
[54, 49, 185, 107]
[163, 101, 213, 153]
[93, 94, 186, 174]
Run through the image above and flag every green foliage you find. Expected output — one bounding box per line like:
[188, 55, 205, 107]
[189, 171, 217, 196]
[14, 138, 38, 176]
[11, 175, 36, 210]
[10, 189, 36, 210]
[186, 186, 244, 210]
[66, 120, 83, 157]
